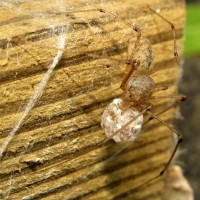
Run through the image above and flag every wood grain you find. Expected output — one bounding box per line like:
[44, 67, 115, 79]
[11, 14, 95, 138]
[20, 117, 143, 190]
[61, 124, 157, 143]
[0, 0, 185, 199]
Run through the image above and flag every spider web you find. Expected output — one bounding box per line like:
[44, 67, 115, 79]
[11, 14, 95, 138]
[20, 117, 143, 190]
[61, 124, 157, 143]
[0, 0, 126, 198]
[0, 1, 132, 197]
[0, 1, 189, 199]
[0, 0, 120, 155]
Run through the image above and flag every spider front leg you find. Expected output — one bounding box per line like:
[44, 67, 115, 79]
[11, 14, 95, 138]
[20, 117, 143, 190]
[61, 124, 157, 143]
[147, 6, 179, 75]
[148, 6, 178, 58]
[126, 28, 141, 65]
[120, 60, 140, 91]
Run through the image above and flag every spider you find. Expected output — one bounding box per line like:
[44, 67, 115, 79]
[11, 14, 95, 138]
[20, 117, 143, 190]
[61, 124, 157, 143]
[67, 6, 186, 187]
[0, 5, 186, 192]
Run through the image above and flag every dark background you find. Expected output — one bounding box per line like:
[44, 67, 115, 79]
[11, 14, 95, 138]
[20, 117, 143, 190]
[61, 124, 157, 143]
[175, 1, 200, 199]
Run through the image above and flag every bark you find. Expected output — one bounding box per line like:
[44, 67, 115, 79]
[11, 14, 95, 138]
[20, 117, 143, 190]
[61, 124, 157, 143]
[0, 0, 185, 199]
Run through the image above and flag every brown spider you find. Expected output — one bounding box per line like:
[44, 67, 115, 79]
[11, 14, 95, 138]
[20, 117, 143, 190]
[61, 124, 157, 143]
[0, 5, 186, 198]
[99, 7, 186, 187]
[67, 6, 186, 187]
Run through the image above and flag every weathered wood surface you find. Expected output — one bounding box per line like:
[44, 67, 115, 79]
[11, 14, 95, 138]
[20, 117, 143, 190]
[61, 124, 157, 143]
[0, 0, 185, 199]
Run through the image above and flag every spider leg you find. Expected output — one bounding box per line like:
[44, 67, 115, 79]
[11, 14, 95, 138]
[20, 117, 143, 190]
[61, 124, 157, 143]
[153, 86, 168, 92]
[9, 40, 45, 68]
[65, 8, 142, 92]
[144, 95, 186, 125]
[100, 8, 143, 66]
[120, 61, 139, 91]
[126, 32, 141, 64]
[135, 109, 183, 189]
[150, 94, 186, 100]
[148, 6, 178, 57]
[103, 11, 142, 92]
[65, 8, 140, 33]
[120, 28, 142, 92]
[147, 6, 178, 75]
[62, 69, 100, 104]
[86, 53, 126, 64]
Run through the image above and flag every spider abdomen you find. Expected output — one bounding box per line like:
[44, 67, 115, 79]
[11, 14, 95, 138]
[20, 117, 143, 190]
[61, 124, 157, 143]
[101, 98, 143, 142]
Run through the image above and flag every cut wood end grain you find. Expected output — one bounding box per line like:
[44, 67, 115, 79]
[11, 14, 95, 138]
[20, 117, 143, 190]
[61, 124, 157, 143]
[0, 0, 185, 199]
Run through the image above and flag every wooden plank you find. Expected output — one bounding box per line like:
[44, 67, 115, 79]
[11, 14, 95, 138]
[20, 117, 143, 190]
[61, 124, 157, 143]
[0, 0, 185, 199]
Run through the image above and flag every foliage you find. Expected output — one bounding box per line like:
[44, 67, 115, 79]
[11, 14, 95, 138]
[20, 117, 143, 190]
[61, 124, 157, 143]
[184, 3, 200, 56]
